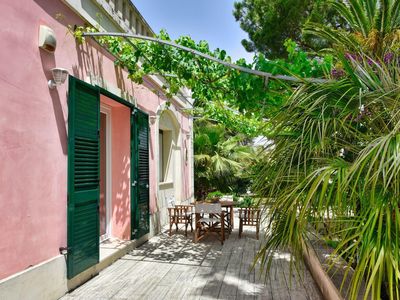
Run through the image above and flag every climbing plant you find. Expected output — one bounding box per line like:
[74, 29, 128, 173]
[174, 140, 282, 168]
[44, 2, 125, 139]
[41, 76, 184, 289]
[72, 26, 332, 135]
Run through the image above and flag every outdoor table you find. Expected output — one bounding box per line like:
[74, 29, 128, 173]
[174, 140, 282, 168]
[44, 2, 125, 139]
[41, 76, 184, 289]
[192, 200, 235, 232]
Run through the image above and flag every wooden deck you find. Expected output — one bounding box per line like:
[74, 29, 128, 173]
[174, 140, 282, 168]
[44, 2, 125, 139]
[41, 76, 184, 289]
[62, 218, 322, 300]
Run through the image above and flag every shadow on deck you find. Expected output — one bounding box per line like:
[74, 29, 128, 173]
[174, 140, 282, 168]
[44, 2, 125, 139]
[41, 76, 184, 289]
[61, 218, 322, 299]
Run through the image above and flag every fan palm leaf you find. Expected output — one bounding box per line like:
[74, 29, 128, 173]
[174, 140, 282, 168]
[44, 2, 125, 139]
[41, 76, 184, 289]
[305, 0, 400, 56]
[194, 120, 258, 197]
[255, 43, 400, 298]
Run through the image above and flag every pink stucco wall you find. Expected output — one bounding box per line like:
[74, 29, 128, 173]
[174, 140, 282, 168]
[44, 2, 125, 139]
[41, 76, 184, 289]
[0, 0, 192, 280]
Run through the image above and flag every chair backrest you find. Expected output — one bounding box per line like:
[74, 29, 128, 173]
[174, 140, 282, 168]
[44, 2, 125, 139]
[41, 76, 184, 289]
[195, 202, 222, 214]
[169, 205, 192, 222]
[239, 208, 261, 225]
[175, 204, 193, 213]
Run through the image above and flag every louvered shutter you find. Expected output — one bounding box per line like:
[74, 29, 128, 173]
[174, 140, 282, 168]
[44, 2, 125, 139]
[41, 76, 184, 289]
[67, 76, 100, 279]
[131, 109, 150, 239]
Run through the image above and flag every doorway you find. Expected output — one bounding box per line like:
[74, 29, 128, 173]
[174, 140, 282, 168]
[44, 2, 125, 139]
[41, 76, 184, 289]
[100, 106, 112, 242]
[67, 76, 149, 279]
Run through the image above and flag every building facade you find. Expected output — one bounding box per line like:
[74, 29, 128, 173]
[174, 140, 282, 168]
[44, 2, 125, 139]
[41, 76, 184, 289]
[0, 1, 194, 298]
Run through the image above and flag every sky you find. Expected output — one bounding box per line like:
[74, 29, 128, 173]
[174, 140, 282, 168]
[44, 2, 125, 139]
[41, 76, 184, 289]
[132, 0, 254, 63]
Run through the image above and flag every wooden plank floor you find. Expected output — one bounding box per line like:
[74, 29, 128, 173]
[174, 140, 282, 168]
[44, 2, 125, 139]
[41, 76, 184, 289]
[61, 216, 322, 300]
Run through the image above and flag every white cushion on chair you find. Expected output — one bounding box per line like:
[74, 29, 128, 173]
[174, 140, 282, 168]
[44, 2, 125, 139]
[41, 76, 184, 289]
[199, 217, 220, 223]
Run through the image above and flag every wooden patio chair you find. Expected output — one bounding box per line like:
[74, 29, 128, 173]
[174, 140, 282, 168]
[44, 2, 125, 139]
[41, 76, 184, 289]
[168, 205, 194, 237]
[222, 206, 233, 235]
[238, 208, 261, 240]
[194, 203, 225, 245]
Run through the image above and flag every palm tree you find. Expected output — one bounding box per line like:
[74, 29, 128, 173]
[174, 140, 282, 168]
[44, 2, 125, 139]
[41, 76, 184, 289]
[194, 119, 256, 199]
[255, 1, 400, 299]
[305, 0, 400, 57]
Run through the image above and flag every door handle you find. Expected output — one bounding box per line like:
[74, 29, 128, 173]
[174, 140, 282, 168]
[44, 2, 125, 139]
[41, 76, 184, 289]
[146, 184, 149, 188]
[132, 180, 137, 187]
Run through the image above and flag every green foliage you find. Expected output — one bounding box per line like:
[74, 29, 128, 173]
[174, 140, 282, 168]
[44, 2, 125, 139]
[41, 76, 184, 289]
[257, 58, 400, 300]
[72, 26, 332, 133]
[206, 191, 224, 200]
[233, 0, 346, 58]
[255, 1, 400, 299]
[304, 0, 400, 57]
[194, 119, 257, 199]
[237, 196, 254, 208]
[325, 239, 340, 250]
[194, 102, 266, 137]
[232, 194, 240, 203]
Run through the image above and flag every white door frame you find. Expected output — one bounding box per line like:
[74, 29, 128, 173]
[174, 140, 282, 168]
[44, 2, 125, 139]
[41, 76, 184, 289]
[100, 105, 112, 242]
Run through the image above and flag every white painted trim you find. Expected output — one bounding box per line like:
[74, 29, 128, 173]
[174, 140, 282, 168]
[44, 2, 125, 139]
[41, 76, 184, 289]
[100, 105, 112, 241]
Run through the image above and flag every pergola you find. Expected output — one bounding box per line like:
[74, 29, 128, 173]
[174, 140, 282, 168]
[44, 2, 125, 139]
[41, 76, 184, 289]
[83, 32, 329, 84]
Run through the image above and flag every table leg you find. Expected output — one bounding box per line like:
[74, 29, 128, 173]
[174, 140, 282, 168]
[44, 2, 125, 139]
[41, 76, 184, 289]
[230, 206, 234, 230]
[194, 213, 199, 243]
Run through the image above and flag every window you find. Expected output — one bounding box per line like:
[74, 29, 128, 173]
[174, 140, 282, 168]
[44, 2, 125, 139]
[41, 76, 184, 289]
[159, 110, 178, 184]
[159, 129, 174, 183]
[129, 10, 134, 28]
[136, 20, 141, 35]
[122, 1, 126, 20]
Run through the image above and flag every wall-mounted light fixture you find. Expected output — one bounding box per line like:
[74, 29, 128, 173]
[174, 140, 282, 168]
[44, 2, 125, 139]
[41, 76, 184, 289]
[48, 68, 69, 89]
[149, 115, 157, 124]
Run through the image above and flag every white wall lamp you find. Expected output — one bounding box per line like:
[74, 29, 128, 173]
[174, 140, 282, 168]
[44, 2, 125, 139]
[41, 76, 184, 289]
[48, 68, 69, 89]
[149, 115, 157, 124]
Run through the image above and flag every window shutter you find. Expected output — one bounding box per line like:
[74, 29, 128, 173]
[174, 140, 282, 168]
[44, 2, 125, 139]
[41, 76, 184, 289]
[67, 76, 100, 279]
[131, 108, 150, 239]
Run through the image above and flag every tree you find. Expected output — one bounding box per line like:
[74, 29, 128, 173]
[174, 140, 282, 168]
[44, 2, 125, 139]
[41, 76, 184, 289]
[256, 1, 400, 299]
[233, 0, 345, 58]
[194, 119, 256, 199]
[305, 0, 400, 57]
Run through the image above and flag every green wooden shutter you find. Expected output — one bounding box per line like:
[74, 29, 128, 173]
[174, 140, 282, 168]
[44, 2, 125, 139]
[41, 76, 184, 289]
[131, 108, 150, 239]
[67, 76, 100, 279]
